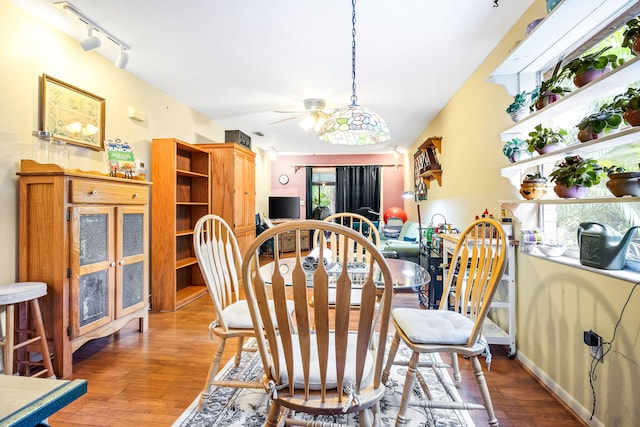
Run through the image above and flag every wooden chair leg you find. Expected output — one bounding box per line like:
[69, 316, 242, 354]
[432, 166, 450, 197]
[450, 351, 461, 386]
[197, 338, 226, 411]
[234, 337, 244, 367]
[396, 351, 420, 426]
[470, 355, 499, 427]
[382, 331, 401, 384]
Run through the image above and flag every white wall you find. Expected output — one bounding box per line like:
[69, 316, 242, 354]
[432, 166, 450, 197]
[411, 2, 640, 425]
[0, 0, 234, 284]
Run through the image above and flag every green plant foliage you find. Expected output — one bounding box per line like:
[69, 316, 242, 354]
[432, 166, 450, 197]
[562, 46, 623, 76]
[622, 16, 640, 50]
[577, 107, 623, 133]
[525, 124, 568, 152]
[549, 155, 605, 188]
[612, 87, 640, 112]
[502, 138, 526, 158]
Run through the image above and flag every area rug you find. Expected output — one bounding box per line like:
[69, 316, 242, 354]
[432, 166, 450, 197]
[174, 337, 476, 427]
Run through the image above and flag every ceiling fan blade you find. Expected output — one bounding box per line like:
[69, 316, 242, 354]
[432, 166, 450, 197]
[274, 109, 306, 114]
[270, 114, 303, 125]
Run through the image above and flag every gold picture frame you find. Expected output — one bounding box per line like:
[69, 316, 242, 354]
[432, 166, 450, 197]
[41, 74, 105, 150]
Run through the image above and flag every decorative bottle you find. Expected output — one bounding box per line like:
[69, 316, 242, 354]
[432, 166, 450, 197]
[49, 138, 70, 169]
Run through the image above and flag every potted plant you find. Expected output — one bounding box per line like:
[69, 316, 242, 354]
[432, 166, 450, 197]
[622, 16, 640, 56]
[605, 164, 640, 197]
[505, 89, 537, 122]
[533, 62, 572, 110]
[612, 86, 640, 127]
[519, 172, 547, 200]
[576, 106, 624, 142]
[525, 124, 568, 154]
[549, 155, 605, 198]
[502, 138, 531, 163]
[561, 46, 623, 88]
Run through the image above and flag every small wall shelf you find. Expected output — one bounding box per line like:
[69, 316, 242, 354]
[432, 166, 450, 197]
[415, 136, 443, 190]
[420, 170, 443, 188]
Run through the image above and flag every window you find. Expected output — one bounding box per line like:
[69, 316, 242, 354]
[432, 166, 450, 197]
[311, 167, 336, 219]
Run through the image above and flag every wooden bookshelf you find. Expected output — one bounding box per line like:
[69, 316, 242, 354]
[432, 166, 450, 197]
[151, 138, 211, 311]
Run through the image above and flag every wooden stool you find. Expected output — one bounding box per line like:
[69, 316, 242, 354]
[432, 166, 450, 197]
[0, 282, 55, 378]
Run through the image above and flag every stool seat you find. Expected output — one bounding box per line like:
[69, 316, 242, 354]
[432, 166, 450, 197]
[0, 282, 47, 304]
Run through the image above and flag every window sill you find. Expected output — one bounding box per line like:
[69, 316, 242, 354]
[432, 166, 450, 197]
[522, 251, 640, 284]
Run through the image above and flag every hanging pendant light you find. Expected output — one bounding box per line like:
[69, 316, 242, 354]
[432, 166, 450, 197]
[319, 0, 390, 145]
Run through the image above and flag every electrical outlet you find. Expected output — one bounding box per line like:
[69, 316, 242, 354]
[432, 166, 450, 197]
[583, 330, 603, 362]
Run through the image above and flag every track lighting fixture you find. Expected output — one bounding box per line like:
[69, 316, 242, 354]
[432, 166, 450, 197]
[56, 2, 130, 69]
[79, 26, 101, 51]
[115, 47, 129, 69]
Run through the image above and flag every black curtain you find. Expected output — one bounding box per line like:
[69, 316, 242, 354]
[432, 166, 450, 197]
[305, 166, 313, 219]
[335, 166, 381, 215]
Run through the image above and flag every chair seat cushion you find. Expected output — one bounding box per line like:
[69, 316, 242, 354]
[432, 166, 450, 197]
[273, 332, 374, 390]
[223, 300, 294, 329]
[392, 308, 475, 345]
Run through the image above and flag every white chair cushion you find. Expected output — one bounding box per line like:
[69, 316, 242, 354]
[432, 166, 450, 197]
[392, 308, 475, 345]
[273, 332, 374, 390]
[0, 282, 47, 305]
[222, 299, 294, 329]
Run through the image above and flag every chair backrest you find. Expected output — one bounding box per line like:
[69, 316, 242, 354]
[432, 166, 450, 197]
[193, 214, 243, 331]
[242, 220, 393, 414]
[439, 218, 508, 348]
[313, 212, 381, 264]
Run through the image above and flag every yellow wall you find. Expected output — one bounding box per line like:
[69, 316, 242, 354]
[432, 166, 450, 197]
[412, 2, 640, 425]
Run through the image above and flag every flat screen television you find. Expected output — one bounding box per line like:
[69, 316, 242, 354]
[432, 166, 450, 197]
[269, 196, 301, 220]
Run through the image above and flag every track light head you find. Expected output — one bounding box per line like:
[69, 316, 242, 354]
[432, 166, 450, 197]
[115, 47, 129, 69]
[80, 26, 101, 51]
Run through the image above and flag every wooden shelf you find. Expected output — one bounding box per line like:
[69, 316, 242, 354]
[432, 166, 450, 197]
[420, 170, 442, 188]
[419, 136, 442, 153]
[152, 138, 211, 311]
[176, 286, 208, 310]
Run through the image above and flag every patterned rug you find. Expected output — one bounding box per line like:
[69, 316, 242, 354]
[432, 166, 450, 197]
[174, 337, 476, 427]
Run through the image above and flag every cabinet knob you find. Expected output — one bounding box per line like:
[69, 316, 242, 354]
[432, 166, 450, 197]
[132, 193, 139, 198]
[110, 262, 116, 267]
[90, 190, 98, 195]
[119, 260, 125, 266]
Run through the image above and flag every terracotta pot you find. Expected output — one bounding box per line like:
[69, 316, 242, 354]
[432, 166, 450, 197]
[535, 92, 560, 111]
[606, 172, 640, 197]
[535, 142, 566, 155]
[520, 181, 547, 200]
[578, 128, 597, 142]
[633, 36, 640, 56]
[553, 184, 588, 199]
[623, 109, 640, 127]
[573, 67, 610, 88]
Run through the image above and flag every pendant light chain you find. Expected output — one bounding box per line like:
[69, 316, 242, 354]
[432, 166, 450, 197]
[351, 0, 358, 105]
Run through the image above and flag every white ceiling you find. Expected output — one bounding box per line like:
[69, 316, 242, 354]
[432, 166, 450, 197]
[13, 0, 535, 155]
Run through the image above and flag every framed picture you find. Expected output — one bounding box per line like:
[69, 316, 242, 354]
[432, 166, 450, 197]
[41, 74, 105, 150]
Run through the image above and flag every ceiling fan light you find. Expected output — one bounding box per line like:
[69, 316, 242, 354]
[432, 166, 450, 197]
[319, 104, 390, 145]
[299, 115, 315, 131]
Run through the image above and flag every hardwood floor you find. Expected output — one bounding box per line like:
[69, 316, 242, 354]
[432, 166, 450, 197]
[48, 292, 585, 427]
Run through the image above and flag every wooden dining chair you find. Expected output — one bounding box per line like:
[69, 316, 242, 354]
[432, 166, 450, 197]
[382, 218, 508, 426]
[242, 220, 394, 426]
[193, 214, 293, 410]
[312, 212, 381, 264]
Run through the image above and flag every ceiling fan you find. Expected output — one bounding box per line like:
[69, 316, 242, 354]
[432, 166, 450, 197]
[271, 98, 333, 132]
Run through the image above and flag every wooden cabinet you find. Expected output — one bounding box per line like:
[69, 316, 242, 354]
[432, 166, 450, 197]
[18, 160, 150, 378]
[200, 143, 256, 254]
[151, 138, 211, 311]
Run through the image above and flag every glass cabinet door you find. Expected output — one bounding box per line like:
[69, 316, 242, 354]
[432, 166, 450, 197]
[70, 206, 115, 338]
[116, 206, 148, 318]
